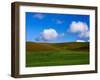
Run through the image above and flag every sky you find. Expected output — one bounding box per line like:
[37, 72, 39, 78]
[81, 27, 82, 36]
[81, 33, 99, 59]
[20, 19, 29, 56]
[26, 12, 90, 43]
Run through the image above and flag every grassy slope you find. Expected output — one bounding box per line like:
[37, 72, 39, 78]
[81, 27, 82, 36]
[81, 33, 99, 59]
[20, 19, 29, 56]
[26, 42, 89, 51]
[26, 42, 89, 67]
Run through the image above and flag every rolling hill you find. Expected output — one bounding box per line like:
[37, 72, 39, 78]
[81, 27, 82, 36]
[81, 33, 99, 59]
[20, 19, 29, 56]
[26, 42, 89, 67]
[26, 42, 89, 52]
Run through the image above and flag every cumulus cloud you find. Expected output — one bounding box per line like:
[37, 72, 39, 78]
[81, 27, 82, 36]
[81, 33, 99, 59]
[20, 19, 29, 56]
[69, 21, 88, 32]
[69, 21, 89, 38]
[79, 31, 89, 38]
[33, 13, 44, 19]
[42, 28, 58, 40]
[34, 28, 65, 42]
[76, 40, 85, 42]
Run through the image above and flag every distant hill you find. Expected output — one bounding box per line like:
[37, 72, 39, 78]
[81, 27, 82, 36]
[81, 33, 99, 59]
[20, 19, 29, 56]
[26, 42, 60, 51]
[26, 42, 89, 52]
[52, 42, 89, 51]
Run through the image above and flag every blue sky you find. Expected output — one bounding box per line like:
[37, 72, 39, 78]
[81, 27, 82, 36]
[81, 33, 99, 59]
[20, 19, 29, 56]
[26, 12, 90, 43]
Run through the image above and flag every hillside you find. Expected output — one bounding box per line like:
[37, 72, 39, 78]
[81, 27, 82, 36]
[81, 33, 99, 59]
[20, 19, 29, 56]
[26, 42, 89, 52]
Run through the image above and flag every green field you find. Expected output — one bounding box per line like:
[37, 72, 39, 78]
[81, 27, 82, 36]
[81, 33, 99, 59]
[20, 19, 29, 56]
[26, 42, 89, 67]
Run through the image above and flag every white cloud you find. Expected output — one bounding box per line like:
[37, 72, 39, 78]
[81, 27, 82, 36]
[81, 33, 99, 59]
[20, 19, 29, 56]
[76, 40, 85, 42]
[79, 31, 89, 38]
[33, 13, 44, 19]
[69, 21, 89, 38]
[42, 28, 58, 40]
[69, 21, 88, 33]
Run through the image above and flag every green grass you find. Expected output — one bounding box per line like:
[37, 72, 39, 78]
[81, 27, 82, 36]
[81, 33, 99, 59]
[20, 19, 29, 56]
[26, 50, 89, 67]
[26, 42, 89, 67]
